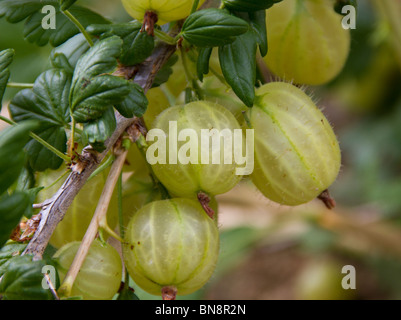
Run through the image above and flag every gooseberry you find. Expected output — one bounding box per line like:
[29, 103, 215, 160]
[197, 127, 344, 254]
[149, 101, 243, 198]
[121, 0, 205, 25]
[53, 240, 122, 300]
[263, 0, 350, 85]
[123, 198, 219, 297]
[248, 82, 341, 206]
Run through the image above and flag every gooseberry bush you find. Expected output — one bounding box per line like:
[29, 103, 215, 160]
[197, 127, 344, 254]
[0, 0, 354, 300]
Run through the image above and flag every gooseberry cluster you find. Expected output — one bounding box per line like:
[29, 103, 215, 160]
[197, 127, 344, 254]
[0, 0, 350, 300]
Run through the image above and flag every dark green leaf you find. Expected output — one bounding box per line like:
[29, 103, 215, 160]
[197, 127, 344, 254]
[181, 8, 249, 47]
[70, 36, 131, 122]
[15, 165, 35, 192]
[82, 107, 116, 152]
[334, 0, 357, 15]
[71, 74, 131, 122]
[248, 10, 268, 57]
[26, 126, 67, 172]
[152, 54, 179, 88]
[60, 0, 77, 11]
[234, 11, 268, 56]
[0, 48, 14, 110]
[25, 187, 43, 218]
[51, 34, 90, 68]
[197, 47, 212, 82]
[8, 69, 70, 172]
[0, 192, 32, 247]
[87, 22, 155, 66]
[115, 82, 148, 118]
[219, 29, 257, 107]
[0, 1, 109, 47]
[0, 243, 27, 277]
[117, 287, 140, 300]
[0, 121, 38, 196]
[9, 69, 71, 127]
[0, 0, 56, 23]
[0, 255, 53, 300]
[223, 0, 282, 12]
[51, 52, 74, 74]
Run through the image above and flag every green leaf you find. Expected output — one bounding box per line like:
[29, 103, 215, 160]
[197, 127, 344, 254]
[0, 48, 14, 110]
[71, 74, 131, 122]
[0, 255, 53, 300]
[219, 29, 257, 107]
[0, 243, 27, 277]
[60, 0, 77, 11]
[0, 192, 32, 248]
[248, 10, 268, 57]
[9, 69, 71, 171]
[82, 107, 116, 152]
[197, 47, 212, 82]
[115, 82, 148, 118]
[9, 69, 71, 127]
[26, 126, 67, 171]
[117, 287, 140, 300]
[181, 8, 249, 47]
[152, 54, 179, 88]
[0, 0, 55, 23]
[87, 22, 155, 66]
[223, 0, 282, 12]
[51, 34, 90, 69]
[15, 166, 35, 192]
[70, 36, 131, 122]
[0, 121, 38, 196]
[334, 0, 357, 15]
[0, 1, 110, 47]
[51, 52, 74, 74]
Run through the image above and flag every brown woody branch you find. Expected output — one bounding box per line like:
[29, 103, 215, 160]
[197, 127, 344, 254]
[23, 39, 177, 261]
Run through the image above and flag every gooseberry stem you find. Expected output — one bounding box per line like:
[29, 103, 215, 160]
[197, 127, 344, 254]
[190, 0, 200, 14]
[30, 132, 71, 162]
[62, 9, 94, 47]
[87, 154, 115, 182]
[154, 29, 177, 45]
[0, 115, 71, 162]
[180, 47, 204, 100]
[41, 169, 70, 192]
[69, 116, 76, 157]
[117, 172, 124, 238]
[58, 148, 128, 298]
[7, 82, 34, 89]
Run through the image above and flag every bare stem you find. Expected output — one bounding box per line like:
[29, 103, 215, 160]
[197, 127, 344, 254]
[58, 149, 128, 298]
[7, 82, 34, 89]
[62, 9, 94, 47]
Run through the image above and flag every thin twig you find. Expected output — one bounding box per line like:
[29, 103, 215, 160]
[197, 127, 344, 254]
[58, 148, 128, 298]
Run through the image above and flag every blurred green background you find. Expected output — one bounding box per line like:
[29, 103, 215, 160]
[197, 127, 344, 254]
[2, 0, 401, 300]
